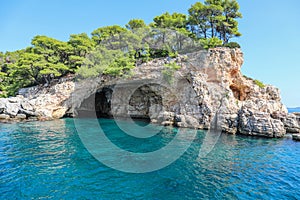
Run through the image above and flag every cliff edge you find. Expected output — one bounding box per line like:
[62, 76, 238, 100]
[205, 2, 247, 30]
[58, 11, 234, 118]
[0, 47, 299, 138]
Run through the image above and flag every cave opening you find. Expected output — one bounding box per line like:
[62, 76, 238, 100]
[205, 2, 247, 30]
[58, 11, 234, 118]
[95, 87, 113, 118]
[76, 86, 113, 118]
[78, 84, 164, 124]
[128, 84, 164, 123]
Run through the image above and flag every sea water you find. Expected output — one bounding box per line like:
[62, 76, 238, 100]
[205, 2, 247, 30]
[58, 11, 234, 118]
[0, 118, 299, 199]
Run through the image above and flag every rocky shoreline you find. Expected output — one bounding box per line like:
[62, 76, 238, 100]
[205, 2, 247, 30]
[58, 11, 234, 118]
[1, 47, 299, 140]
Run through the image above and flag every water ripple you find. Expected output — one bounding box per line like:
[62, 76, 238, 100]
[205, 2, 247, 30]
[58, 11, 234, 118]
[0, 119, 300, 199]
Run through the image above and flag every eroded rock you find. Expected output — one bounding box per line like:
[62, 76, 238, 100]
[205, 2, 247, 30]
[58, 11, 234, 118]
[16, 114, 27, 120]
[0, 48, 293, 139]
[283, 114, 300, 133]
[6, 102, 20, 116]
[292, 134, 300, 141]
[0, 114, 10, 120]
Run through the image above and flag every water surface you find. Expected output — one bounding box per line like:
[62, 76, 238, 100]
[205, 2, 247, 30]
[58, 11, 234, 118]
[288, 107, 300, 113]
[0, 118, 299, 199]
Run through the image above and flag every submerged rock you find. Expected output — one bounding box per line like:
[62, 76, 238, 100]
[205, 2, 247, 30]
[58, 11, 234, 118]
[292, 134, 300, 141]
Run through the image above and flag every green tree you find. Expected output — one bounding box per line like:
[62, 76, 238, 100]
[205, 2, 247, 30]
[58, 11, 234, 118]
[150, 12, 192, 54]
[68, 33, 95, 57]
[13, 51, 68, 85]
[217, 0, 242, 43]
[68, 33, 95, 69]
[32, 35, 73, 62]
[92, 25, 145, 64]
[0, 52, 6, 96]
[205, 4, 224, 38]
[78, 46, 135, 78]
[188, 2, 210, 38]
[31, 35, 73, 75]
[200, 37, 223, 49]
[0, 50, 25, 96]
[91, 25, 128, 47]
[126, 19, 147, 30]
[6, 35, 73, 86]
[188, 0, 242, 44]
[152, 12, 188, 29]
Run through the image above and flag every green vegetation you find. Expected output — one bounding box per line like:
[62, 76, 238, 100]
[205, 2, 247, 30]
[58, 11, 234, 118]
[162, 62, 181, 84]
[200, 37, 223, 49]
[0, 0, 242, 97]
[188, 0, 242, 44]
[77, 47, 135, 78]
[223, 42, 241, 48]
[254, 79, 265, 88]
[243, 75, 252, 80]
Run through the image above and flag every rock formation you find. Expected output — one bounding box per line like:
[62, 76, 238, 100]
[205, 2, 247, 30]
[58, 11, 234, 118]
[0, 47, 299, 138]
[0, 77, 74, 121]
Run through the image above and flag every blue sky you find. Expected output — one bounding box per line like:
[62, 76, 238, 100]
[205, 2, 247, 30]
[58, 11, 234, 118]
[0, 0, 299, 107]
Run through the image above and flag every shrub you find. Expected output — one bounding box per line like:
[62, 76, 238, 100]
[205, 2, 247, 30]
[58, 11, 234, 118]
[164, 62, 181, 70]
[77, 48, 135, 78]
[223, 42, 241, 49]
[254, 79, 265, 88]
[103, 56, 135, 76]
[243, 75, 252, 80]
[162, 62, 181, 84]
[200, 37, 223, 50]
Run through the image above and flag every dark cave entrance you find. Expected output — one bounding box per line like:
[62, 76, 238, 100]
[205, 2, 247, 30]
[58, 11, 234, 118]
[78, 84, 164, 123]
[95, 87, 113, 118]
[76, 86, 113, 118]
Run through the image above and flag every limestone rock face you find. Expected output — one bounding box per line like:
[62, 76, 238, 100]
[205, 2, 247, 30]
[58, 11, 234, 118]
[52, 107, 68, 119]
[16, 114, 27, 120]
[6, 102, 20, 116]
[0, 79, 74, 121]
[175, 115, 200, 129]
[0, 114, 10, 120]
[21, 100, 34, 112]
[0, 47, 294, 139]
[64, 47, 290, 138]
[0, 99, 7, 114]
[282, 114, 300, 133]
[238, 108, 286, 138]
[28, 81, 74, 119]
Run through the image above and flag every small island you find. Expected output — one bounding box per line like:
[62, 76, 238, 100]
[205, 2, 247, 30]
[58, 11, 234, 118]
[1, 1, 300, 199]
[0, 1, 299, 139]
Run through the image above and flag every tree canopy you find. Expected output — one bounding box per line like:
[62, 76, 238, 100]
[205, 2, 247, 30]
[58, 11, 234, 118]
[0, 0, 242, 97]
[188, 0, 242, 43]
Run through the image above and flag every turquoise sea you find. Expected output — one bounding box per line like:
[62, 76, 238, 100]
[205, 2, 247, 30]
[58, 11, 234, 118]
[288, 107, 300, 113]
[0, 118, 300, 199]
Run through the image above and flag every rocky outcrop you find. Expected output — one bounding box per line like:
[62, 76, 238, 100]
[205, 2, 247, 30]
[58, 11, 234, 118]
[282, 114, 300, 133]
[292, 134, 300, 141]
[62, 47, 291, 138]
[238, 108, 285, 138]
[0, 96, 33, 121]
[0, 79, 74, 121]
[0, 47, 297, 139]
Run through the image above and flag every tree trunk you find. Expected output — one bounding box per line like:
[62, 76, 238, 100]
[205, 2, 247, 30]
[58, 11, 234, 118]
[211, 22, 214, 38]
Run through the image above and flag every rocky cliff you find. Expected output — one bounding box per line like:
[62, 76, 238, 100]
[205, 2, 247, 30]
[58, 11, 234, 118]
[0, 47, 299, 138]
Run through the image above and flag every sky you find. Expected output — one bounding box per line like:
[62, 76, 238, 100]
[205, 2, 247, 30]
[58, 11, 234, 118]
[0, 0, 299, 107]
